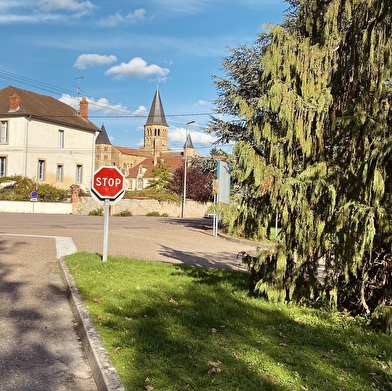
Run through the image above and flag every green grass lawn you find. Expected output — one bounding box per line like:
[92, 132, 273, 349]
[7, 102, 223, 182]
[65, 252, 392, 391]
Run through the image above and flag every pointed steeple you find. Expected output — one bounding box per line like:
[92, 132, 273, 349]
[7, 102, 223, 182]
[96, 124, 111, 145]
[145, 88, 168, 126]
[184, 132, 194, 149]
[142, 89, 170, 156]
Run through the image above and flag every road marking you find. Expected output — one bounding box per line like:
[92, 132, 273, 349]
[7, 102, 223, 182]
[0, 233, 77, 258]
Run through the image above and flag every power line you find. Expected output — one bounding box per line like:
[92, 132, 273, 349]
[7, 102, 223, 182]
[0, 68, 216, 123]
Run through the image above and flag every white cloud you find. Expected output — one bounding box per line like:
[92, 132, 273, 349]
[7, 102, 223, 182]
[38, 0, 95, 13]
[196, 100, 207, 106]
[0, 0, 95, 24]
[169, 127, 216, 147]
[132, 106, 148, 117]
[74, 54, 117, 69]
[59, 94, 131, 115]
[105, 57, 170, 80]
[99, 8, 147, 27]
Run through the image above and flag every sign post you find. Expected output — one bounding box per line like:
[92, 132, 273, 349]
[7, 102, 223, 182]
[91, 166, 125, 261]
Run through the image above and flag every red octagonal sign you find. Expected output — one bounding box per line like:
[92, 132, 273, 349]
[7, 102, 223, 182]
[91, 166, 125, 204]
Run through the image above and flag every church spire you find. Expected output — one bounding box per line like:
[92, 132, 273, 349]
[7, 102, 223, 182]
[145, 88, 168, 127]
[184, 132, 194, 149]
[142, 89, 170, 157]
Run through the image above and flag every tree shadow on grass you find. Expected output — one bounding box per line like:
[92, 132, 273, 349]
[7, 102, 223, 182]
[93, 258, 392, 391]
[158, 244, 246, 271]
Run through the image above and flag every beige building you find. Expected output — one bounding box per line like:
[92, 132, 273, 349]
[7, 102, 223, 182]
[0, 85, 99, 191]
[95, 89, 199, 190]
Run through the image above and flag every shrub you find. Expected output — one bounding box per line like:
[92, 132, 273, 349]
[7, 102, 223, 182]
[0, 175, 68, 202]
[146, 211, 161, 216]
[114, 210, 133, 217]
[89, 207, 103, 216]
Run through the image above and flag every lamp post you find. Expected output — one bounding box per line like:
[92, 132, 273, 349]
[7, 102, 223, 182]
[182, 120, 195, 218]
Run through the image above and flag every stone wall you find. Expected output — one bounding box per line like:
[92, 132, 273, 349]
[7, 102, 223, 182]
[74, 195, 211, 218]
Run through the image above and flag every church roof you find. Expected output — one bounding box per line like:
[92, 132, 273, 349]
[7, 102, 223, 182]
[184, 132, 195, 149]
[145, 89, 168, 127]
[96, 124, 111, 145]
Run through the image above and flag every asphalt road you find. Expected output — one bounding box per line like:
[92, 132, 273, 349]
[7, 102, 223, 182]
[0, 213, 259, 270]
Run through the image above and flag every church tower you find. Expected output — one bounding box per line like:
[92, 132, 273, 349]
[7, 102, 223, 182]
[142, 89, 169, 159]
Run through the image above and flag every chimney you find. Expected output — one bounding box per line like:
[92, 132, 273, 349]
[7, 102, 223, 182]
[9, 93, 21, 112]
[79, 97, 88, 120]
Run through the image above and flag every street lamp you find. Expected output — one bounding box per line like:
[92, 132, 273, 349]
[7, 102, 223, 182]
[182, 120, 195, 218]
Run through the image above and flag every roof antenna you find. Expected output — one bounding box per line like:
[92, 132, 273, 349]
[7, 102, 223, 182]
[73, 76, 84, 102]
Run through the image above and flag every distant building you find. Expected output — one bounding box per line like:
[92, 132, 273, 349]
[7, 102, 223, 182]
[95, 88, 199, 190]
[0, 85, 99, 191]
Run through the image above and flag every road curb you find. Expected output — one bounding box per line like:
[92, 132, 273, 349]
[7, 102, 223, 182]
[58, 257, 126, 391]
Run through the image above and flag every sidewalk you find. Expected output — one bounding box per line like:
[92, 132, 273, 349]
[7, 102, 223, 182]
[0, 215, 260, 391]
[0, 235, 98, 391]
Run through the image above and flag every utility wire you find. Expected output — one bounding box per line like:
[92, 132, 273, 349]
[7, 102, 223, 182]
[0, 68, 215, 123]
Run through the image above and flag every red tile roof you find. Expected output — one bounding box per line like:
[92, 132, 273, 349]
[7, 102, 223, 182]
[0, 85, 99, 132]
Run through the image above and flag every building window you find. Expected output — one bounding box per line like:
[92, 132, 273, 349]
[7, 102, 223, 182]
[1, 121, 8, 143]
[76, 165, 83, 183]
[57, 165, 63, 182]
[38, 160, 45, 180]
[137, 178, 143, 190]
[0, 156, 6, 177]
[58, 130, 64, 148]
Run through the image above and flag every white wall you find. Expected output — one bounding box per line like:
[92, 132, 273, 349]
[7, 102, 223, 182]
[0, 201, 72, 214]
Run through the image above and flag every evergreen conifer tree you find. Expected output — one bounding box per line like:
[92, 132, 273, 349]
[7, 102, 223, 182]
[208, 0, 392, 314]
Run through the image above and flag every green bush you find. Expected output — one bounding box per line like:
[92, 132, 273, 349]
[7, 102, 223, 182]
[0, 175, 68, 202]
[126, 189, 181, 203]
[114, 210, 133, 217]
[146, 211, 160, 216]
[89, 207, 103, 216]
[145, 211, 169, 217]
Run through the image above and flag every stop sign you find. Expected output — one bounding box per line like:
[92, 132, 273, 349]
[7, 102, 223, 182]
[91, 166, 125, 204]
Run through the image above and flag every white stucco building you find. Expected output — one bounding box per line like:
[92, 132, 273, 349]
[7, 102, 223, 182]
[0, 85, 99, 191]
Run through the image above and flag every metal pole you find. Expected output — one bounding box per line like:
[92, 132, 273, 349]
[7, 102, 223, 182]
[102, 198, 110, 261]
[182, 147, 187, 218]
[213, 194, 217, 237]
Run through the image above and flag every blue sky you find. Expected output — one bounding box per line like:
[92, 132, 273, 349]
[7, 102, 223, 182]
[0, 0, 288, 155]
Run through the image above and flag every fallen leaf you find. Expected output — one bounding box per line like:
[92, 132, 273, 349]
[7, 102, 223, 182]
[113, 347, 122, 352]
[208, 360, 222, 367]
[209, 328, 217, 333]
[279, 343, 287, 347]
[124, 317, 133, 321]
[207, 367, 222, 375]
[97, 315, 104, 320]
[169, 298, 179, 306]
[93, 298, 101, 303]
[279, 332, 286, 338]
[144, 386, 154, 391]
[381, 363, 389, 372]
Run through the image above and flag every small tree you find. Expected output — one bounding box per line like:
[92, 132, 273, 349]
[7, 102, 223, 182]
[169, 166, 213, 203]
[146, 159, 172, 191]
